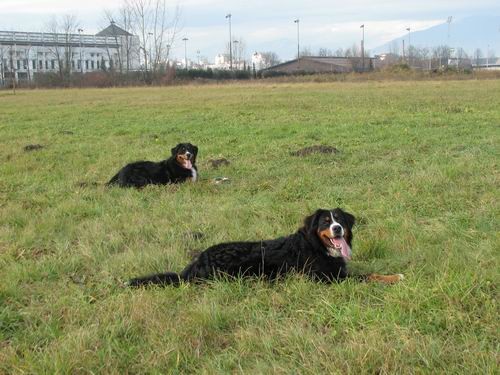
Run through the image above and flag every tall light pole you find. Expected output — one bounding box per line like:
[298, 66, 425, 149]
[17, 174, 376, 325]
[406, 27, 411, 65]
[197, 50, 201, 66]
[182, 37, 189, 70]
[360, 24, 365, 72]
[294, 19, 300, 69]
[446, 16, 452, 46]
[225, 13, 232, 70]
[78, 28, 83, 74]
[447, 16, 452, 64]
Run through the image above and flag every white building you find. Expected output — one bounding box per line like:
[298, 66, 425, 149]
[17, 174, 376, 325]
[0, 23, 140, 84]
[252, 52, 270, 70]
[213, 53, 230, 69]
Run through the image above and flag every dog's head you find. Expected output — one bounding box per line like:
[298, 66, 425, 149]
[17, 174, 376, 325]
[302, 208, 355, 260]
[171, 143, 198, 169]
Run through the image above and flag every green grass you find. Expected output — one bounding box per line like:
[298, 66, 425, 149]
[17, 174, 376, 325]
[0, 80, 498, 374]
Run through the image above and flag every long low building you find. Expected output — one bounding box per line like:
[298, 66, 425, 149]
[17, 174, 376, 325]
[264, 56, 375, 74]
[0, 23, 140, 84]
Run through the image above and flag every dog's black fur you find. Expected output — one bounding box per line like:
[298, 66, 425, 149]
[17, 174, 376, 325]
[128, 208, 363, 287]
[107, 143, 198, 188]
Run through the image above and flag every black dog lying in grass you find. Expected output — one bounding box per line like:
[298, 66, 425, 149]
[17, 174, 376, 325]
[127, 208, 403, 286]
[107, 143, 198, 188]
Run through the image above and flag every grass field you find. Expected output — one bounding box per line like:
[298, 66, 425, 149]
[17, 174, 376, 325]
[0, 80, 498, 374]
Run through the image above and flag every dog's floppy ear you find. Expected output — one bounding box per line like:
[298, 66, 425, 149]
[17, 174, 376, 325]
[302, 209, 323, 237]
[340, 209, 356, 230]
[192, 144, 198, 162]
[171, 144, 181, 156]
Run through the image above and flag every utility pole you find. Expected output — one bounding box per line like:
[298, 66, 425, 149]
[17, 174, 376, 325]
[360, 24, 365, 72]
[225, 14, 232, 70]
[294, 19, 300, 69]
[294, 19, 300, 60]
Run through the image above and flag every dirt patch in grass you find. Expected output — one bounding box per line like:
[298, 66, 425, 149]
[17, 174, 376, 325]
[207, 158, 231, 168]
[184, 231, 205, 241]
[23, 144, 44, 152]
[291, 145, 339, 157]
[76, 181, 99, 188]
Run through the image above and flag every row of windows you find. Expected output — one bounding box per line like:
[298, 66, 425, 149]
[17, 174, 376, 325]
[1, 59, 115, 71]
[10, 51, 105, 58]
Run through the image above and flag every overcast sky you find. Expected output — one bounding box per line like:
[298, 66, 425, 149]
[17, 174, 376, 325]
[1, 0, 499, 61]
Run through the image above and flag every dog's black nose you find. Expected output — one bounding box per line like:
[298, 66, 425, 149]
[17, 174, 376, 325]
[332, 225, 342, 235]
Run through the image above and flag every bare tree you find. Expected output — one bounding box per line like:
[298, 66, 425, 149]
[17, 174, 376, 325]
[0, 46, 6, 85]
[234, 37, 247, 68]
[300, 46, 312, 57]
[46, 15, 79, 81]
[432, 45, 451, 67]
[334, 48, 344, 57]
[260, 52, 280, 68]
[124, 0, 181, 80]
[25, 45, 33, 81]
[318, 48, 333, 57]
[345, 43, 361, 58]
[223, 37, 247, 69]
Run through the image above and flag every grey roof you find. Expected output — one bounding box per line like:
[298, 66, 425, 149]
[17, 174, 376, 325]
[96, 23, 132, 37]
[266, 56, 372, 70]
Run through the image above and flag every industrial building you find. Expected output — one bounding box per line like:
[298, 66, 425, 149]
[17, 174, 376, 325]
[264, 56, 375, 74]
[0, 23, 140, 84]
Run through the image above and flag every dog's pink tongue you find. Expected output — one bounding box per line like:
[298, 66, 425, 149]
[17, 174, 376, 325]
[331, 238, 352, 260]
[184, 160, 192, 169]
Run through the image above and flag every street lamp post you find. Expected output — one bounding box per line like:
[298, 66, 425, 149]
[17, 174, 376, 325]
[225, 14, 232, 70]
[78, 28, 84, 74]
[294, 19, 300, 69]
[182, 37, 189, 70]
[360, 24, 365, 72]
[406, 27, 411, 65]
[447, 16, 453, 66]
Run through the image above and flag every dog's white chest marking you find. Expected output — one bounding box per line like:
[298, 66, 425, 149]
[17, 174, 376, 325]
[190, 168, 197, 182]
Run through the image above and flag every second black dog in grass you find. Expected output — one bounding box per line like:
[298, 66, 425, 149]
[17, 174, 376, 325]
[107, 143, 198, 188]
[128, 208, 403, 286]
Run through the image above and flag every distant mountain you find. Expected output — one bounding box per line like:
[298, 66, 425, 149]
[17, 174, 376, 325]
[373, 16, 500, 56]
